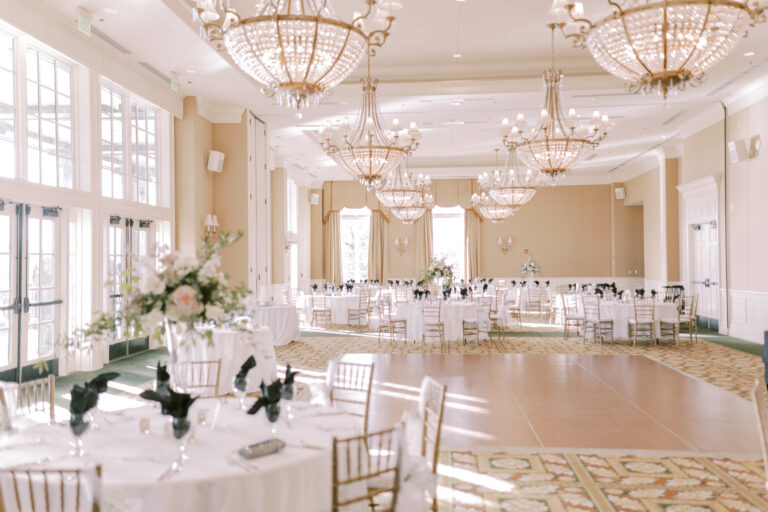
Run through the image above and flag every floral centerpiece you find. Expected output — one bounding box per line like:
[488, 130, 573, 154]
[520, 249, 541, 278]
[421, 258, 454, 290]
[63, 232, 251, 359]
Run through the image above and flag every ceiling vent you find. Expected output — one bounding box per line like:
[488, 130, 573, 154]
[138, 62, 172, 84]
[90, 26, 131, 54]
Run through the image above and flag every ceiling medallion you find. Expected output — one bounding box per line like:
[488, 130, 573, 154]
[389, 190, 434, 224]
[554, 0, 767, 99]
[194, 0, 402, 109]
[477, 149, 538, 209]
[374, 162, 431, 209]
[319, 50, 421, 185]
[501, 25, 610, 179]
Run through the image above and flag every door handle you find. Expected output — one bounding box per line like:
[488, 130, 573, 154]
[0, 299, 21, 313]
[23, 297, 63, 313]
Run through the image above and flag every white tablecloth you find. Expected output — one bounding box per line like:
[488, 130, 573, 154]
[172, 327, 277, 393]
[0, 401, 363, 512]
[328, 295, 362, 325]
[394, 301, 481, 342]
[251, 305, 300, 346]
[595, 302, 679, 339]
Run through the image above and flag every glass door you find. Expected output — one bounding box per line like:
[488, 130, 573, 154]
[0, 204, 20, 375]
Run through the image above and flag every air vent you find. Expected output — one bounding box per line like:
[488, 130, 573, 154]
[90, 26, 131, 54]
[138, 62, 172, 84]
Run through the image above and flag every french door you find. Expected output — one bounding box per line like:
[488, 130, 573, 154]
[0, 203, 63, 382]
[691, 221, 719, 329]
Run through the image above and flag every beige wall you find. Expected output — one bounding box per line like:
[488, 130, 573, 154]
[665, 159, 680, 282]
[611, 183, 644, 278]
[626, 166, 662, 281]
[271, 168, 286, 284]
[310, 188, 324, 280]
[682, 121, 724, 185]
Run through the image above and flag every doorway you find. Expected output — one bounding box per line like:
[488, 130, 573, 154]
[690, 221, 719, 329]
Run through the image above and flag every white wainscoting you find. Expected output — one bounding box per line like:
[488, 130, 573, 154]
[725, 288, 768, 344]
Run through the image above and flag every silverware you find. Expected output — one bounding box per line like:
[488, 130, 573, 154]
[288, 441, 325, 451]
[157, 462, 180, 482]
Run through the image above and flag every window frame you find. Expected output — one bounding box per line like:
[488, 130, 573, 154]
[339, 207, 371, 283]
[432, 205, 466, 281]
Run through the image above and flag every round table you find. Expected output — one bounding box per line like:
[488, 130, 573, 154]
[394, 300, 481, 342]
[251, 305, 300, 346]
[173, 327, 277, 393]
[598, 301, 679, 339]
[0, 401, 364, 512]
[327, 295, 362, 325]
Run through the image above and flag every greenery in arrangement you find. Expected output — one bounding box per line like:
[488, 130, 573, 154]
[421, 258, 455, 289]
[520, 253, 541, 276]
[61, 231, 251, 353]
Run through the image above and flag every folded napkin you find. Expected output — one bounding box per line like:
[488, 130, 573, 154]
[234, 355, 257, 392]
[140, 389, 197, 419]
[86, 372, 120, 393]
[69, 384, 99, 416]
[281, 365, 300, 400]
[156, 362, 170, 393]
[248, 379, 282, 415]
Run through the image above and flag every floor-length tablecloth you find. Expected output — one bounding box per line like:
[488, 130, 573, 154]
[394, 301, 481, 341]
[598, 302, 679, 339]
[251, 305, 300, 346]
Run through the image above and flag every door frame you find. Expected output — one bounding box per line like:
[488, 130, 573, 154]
[677, 176, 725, 334]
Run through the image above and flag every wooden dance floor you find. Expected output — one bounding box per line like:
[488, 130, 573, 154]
[340, 353, 761, 454]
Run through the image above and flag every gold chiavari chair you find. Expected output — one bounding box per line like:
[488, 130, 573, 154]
[504, 287, 522, 327]
[414, 377, 446, 512]
[329, 361, 375, 434]
[582, 295, 614, 344]
[476, 295, 501, 342]
[658, 297, 685, 346]
[676, 295, 698, 344]
[332, 426, 402, 512]
[170, 359, 222, 397]
[16, 374, 56, 423]
[629, 298, 656, 347]
[461, 318, 479, 346]
[562, 292, 584, 340]
[421, 299, 444, 348]
[556, 283, 569, 294]
[524, 285, 542, 319]
[312, 294, 332, 327]
[348, 290, 371, 327]
[395, 287, 408, 305]
[378, 297, 407, 345]
[751, 380, 768, 491]
[0, 465, 102, 512]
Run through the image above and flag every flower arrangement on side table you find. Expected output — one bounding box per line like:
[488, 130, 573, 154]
[520, 249, 541, 278]
[421, 258, 455, 297]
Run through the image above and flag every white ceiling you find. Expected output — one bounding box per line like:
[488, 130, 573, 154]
[39, 0, 768, 185]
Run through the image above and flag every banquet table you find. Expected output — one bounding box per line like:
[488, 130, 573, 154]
[296, 294, 363, 325]
[250, 304, 300, 346]
[394, 300, 482, 342]
[595, 301, 678, 339]
[172, 327, 277, 393]
[0, 401, 364, 512]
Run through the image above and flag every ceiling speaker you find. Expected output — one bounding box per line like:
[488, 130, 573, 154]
[310, 193, 320, 205]
[207, 150, 225, 173]
[614, 187, 625, 200]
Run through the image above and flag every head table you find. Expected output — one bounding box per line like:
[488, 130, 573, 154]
[0, 401, 365, 512]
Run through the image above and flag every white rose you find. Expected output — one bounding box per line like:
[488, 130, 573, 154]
[199, 258, 219, 282]
[169, 285, 203, 317]
[139, 272, 166, 295]
[205, 304, 225, 322]
[141, 307, 164, 331]
[175, 255, 200, 274]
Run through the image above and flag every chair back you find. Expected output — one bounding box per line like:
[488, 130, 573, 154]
[0, 465, 102, 512]
[751, 380, 768, 485]
[17, 375, 55, 422]
[478, 296, 493, 319]
[313, 294, 328, 310]
[379, 296, 393, 321]
[527, 285, 542, 303]
[419, 377, 447, 474]
[332, 426, 402, 512]
[493, 288, 505, 311]
[582, 295, 601, 322]
[633, 297, 655, 322]
[423, 299, 441, 323]
[170, 359, 222, 397]
[395, 287, 408, 304]
[562, 293, 580, 315]
[358, 291, 370, 310]
[556, 284, 569, 294]
[677, 295, 695, 318]
[328, 361, 374, 433]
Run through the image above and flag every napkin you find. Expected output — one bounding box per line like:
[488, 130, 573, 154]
[86, 372, 120, 393]
[248, 379, 282, 415]
[140, 389, 197, 419]
[234, 355, 257, 391]
[156, 362, 170, 393]
[282, 365, 300, 400]
[69, 384, 99, 416]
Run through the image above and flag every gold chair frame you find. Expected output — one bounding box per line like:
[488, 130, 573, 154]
[170, 359, 222, 398]
[329, 361, 375, 434]
[0, 465, 102, 512]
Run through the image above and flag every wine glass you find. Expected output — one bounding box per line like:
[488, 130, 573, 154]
[265, 403, 280, 438]
[232, 376, 248, 411]
[280, 384, 295, 424]
[69, 413, 89, 457]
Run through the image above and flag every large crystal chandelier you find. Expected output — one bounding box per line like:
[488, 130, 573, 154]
[554, 1, 767, 99]
[501, 25, 610, 179]
[374, 161, 431, 208]
[194, 0, 400, 109]
[319, 52, 421, 185]
[389, 191, 434, 224]
[477, 149, 538, 208]
[471, 192, 518, 224]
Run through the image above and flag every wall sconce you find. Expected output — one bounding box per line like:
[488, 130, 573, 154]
[204, 213, 219, 241]
[393, 237, 409, 255]
[497, 236, 513, 254]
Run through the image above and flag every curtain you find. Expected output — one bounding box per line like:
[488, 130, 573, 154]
[368, 211, 386, 282]
[324, 210, 343, 284]
[420, 210, 433, 269]
[465, 209, 480, 280]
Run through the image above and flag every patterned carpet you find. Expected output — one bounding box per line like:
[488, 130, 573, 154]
[437, 448, 767, 512]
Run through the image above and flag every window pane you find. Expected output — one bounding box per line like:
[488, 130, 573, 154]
[0, 68, 12, 107]
[0, 139, 14, 179]
[340, 208, 370, 282]
[432, 206, 466, 281]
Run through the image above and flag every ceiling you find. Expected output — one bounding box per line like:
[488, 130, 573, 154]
[38, 0, 768, 186]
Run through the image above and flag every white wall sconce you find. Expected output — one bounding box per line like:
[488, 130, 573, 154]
[497, 236, 513, 254]
[204, 213, 219, 241]
[393, 237, 409, 255]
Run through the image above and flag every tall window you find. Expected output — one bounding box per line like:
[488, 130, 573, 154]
[131, 100, 157, 205]
[0, 31, 14, 179]
[286, 179, 298, 289]
[100, 84, 124, 199]
[432, 206, 465, 280]
[26, 47, 73, 188]
[340, 208, 370, 282]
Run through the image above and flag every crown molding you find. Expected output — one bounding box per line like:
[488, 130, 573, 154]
[197, 98, 245, 124]
[722, 71, 768, 114]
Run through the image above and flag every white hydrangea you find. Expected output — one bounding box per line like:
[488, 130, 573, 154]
[139, 272, 166, 295]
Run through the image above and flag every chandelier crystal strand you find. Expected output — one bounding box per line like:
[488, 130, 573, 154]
[501, 25, 610, 179]
[477, 149, 538, 208]
[374, 161, 431, 208]
[319, 47, 421, 185]
[194, 0, 399, 109]
[471, 192, 518, 224]
[557, 1, 767, 99]
[389, 191, 434, 224]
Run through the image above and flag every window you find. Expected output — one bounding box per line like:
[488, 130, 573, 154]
[131, 100, 158, 205]
[106, 219, 125, 339]
[286, 179, 298, 289]
[340, 207, 370, 282]
[25, 213, 58, 361]
[26, 47, 73, 188]
[100, 84, 124, 199]
[432, 206, 465, 280]
[0, 31, 14, 179]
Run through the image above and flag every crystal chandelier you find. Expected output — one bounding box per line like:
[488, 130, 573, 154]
[471, 192, 518, 224]
[319, 52, 421, 185]
[477, 149, 538, 208]
[554, 1, 767, 99]
[389, 191, 434, 224]
[374, 161, 431, 208]
[501, 25, 610, 179]
[194, 0, 401, 109]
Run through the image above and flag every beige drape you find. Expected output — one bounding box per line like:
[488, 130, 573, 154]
[465, 209, 481, 279]
[368, 210, 386, 282]
[419, 210, 433, 269]
[324, 210, 343, 285]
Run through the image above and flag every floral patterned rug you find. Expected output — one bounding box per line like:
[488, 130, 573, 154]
[437, 448, 767, 512]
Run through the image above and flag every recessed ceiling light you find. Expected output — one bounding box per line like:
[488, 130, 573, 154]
[186, 69, 196, 74]
[104, 7, 118, 14]
[744, 51, 755, 57]
[452, 53, 462, 59]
